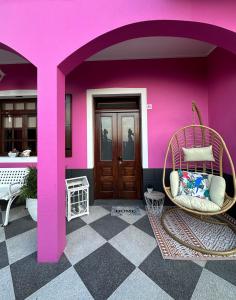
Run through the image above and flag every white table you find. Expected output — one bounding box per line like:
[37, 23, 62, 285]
[144, 191, 165, 216]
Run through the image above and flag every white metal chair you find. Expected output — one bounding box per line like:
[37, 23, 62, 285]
[0, 168, 29, 226]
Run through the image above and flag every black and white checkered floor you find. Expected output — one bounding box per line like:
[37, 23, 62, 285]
[1, 204, 236, 300]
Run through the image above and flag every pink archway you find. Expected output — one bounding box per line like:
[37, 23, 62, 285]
[59, 20, 236, 74]
[38, 19, 236, 262]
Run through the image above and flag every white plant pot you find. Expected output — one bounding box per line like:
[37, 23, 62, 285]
[8, 152, 18, 157]
[26, 198, 37, 222]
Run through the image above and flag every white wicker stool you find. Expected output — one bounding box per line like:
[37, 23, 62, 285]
[144, 191, 165, 216]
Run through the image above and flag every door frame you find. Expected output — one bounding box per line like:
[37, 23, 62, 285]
[86, 88, 148, 169]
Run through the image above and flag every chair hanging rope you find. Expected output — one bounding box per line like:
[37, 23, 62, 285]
[192, 101, 203, 125]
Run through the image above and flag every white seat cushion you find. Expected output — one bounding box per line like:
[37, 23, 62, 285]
[209, 175, 226, 207]
[170, 171, 179, 197]
[0, 185, 10, 200]
[174, 194, 221, 212]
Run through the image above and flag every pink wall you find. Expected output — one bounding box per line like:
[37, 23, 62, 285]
[208, 48, 236, 173]
[1, 1, 236, 68]
[66, 58, 208, 169]
[0, 58, 208, 169]
[0, 64, 36, 90]
[3, 53, 236, 172]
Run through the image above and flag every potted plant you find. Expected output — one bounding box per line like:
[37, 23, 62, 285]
[20, 167, 37, 221]
[147, 184, 154, 193]
[8, 147, 19, 157]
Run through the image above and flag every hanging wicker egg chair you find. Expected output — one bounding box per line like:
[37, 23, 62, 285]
[162, 102, 236, 255]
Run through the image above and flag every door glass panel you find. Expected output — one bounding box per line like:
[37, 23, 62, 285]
[14, 117, 23, 128]
[14, 141, 22, 151]
[4, 129, 12, 139]
[3, 116, 13, 128]
[15, 102, 24, 110]
[28, 116, 36, 128]
[14, 129, 22, 139]
[122, 116, 135, 160]
[4, 141, 12, 152]
[28, 128, 36, 139]
[26, 102, 36, 110]
[2, 103, 13, 110]
[65, 126, 71, 148]
[27, 141, 36, 152]
[100, 116, 112, 161]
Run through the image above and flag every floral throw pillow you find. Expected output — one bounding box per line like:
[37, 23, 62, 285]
[178, 170, 210, 199]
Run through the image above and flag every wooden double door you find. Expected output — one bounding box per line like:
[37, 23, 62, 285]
[95, 111, 141, 199]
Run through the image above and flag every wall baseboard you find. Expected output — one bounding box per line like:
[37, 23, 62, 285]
[66, 168, 236, 218]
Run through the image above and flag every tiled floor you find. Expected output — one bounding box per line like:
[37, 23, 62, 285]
[1, 203, 236, 300]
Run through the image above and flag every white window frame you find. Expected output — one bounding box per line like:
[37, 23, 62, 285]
[86, 88, 148, 169]
[0, 89, 37, 99]
[0, 90, 37, 163]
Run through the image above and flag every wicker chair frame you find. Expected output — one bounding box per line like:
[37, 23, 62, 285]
[162, 103, 236, 255]
[163, 124, 236, 216]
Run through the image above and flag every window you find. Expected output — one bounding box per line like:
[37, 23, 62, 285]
[0, 95, 72, 157]
[0, 100, 37, 155]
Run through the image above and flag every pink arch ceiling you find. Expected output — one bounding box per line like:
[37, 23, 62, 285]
[0, 42, 34, 65]
[59, 20, 236, 75]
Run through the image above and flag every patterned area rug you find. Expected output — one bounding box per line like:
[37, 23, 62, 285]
[111, 206, 141, 216]
[147, 207, 236, 260]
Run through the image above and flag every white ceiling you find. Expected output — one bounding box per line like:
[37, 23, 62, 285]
[0, 37, 216, 64]
[87, 37, 216, 61]
[0, 49, 28, 64]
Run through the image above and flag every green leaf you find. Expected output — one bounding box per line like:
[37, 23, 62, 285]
[19, 167, 37, 200]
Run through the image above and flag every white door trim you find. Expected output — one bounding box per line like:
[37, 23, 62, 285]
[86, 88, 148, 168]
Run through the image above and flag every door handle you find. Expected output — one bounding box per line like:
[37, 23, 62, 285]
[118, 156, 123, 164]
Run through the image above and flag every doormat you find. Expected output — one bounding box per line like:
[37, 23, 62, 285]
[111, 206, 141, 216]
[147, 207, 236, 260]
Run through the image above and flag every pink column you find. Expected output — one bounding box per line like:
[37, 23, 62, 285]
[37, 66, 66, 262]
